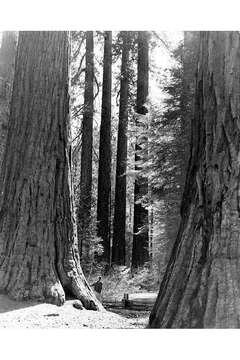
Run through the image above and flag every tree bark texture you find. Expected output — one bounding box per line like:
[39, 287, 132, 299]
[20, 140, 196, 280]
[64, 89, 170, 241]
[182, 31, 200, 156]
[0, 31, 16, 170]
[149, 31, 240, 328]
[78, 31, 94, 258]
[97, 31, 112, 263]
[0, 31, 102, 310]
[112, 32, 131, 265]
[132, 31, 149, 268]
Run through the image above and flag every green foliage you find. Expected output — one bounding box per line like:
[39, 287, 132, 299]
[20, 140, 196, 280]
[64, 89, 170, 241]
[79, 209, 104, 276]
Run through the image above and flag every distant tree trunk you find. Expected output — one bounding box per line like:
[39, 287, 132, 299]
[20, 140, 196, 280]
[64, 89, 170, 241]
[78, 31, 94, 258]
[148, 200, 154, 263]
[97, 31, 112, 263]
[132, 31, 149, 268]
[0, 31, 16, 170]
[112, 32, 130, 265]
[149, 31, 240, 328]
[0, 31, 102, 310]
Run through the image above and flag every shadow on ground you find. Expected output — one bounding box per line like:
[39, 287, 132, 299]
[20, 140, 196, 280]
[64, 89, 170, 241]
[108, 308, 150, 327]
[0, 294, 39, 314]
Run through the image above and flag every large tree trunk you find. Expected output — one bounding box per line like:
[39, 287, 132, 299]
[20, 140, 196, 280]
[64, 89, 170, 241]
[132, 31, 149, 268]
[97, 31, 112, 263]
[183, 31, 200, 150]
[149, 31, 240, 328]
[112, 32, 130, 265]
[0, 31, 16, 170]
[78, 31, 94, 259]
[0, 31, 102, 310]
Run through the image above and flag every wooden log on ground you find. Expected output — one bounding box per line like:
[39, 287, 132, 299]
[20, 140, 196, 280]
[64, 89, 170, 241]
[122, 292, 158, 311]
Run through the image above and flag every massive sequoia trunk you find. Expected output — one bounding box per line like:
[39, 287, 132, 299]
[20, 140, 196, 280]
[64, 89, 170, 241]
[112, 32, 130, 265]
[132, 31, 149, 268]
[0, 31, 16, 170]
[97, 31, 112, 263]
[0, 31, 102, 310]
[78, 31, 94, 258]
[149, 31, 240, 328]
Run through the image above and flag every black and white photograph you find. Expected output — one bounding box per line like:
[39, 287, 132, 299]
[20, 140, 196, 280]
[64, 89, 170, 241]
[1, 2, 240, 358]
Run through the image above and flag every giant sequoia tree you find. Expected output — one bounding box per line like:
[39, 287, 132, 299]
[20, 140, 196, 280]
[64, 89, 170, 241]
[149, 31, 240, 328]
[132, 31, 149, 268]
[97, 31, 112, 262]
[78, 31, 94, 258]
[0, 31, 16, 170]
[0, 31, 102, 310]
[112, 32, 131, 265]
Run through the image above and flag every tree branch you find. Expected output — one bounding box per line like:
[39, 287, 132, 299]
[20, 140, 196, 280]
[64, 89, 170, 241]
[72, 36, 85, 60]
[94, 74, 100, 100]
[71, 127, 82, 144]
[72, 104, 85, 119]
[92, 144, 99, 161]
[72, 53, 86, 84]
[116, 89, 120, 106]
[153, 32, 172, 54]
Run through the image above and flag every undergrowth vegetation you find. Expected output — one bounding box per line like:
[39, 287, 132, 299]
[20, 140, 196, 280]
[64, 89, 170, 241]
[87, 264, 160, 301]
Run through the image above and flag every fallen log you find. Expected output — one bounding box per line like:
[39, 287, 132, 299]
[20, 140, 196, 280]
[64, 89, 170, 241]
[122, 292, 157, 311]
[124, 301, 153, 311]
[103, 292, 158, 311]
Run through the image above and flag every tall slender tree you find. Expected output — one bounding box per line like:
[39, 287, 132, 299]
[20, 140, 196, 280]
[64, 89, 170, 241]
[78, 31, 94, 258]
[112, 32, 131, 265]
[0, 31, 16, 170]
[0, 31, 101, 310]
[97, 31, 112, 263]
[132, 31, 149, 268]
[149, 31, 240, 328]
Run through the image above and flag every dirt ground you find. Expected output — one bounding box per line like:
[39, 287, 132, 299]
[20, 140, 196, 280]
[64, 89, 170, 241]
[0, 294, 150, 329]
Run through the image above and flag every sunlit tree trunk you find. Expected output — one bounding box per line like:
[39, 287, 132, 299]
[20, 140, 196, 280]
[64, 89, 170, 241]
[149, 31, 240, 328]
[78, 31, 94, 258]
[112, 32, 130, 265]
[132, 31, 149, 268]
[97, 31, 112, 263]
[0, 31, 102, 310]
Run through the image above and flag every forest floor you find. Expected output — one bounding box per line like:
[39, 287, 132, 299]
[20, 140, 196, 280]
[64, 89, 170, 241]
[0, 294, 150, 329]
